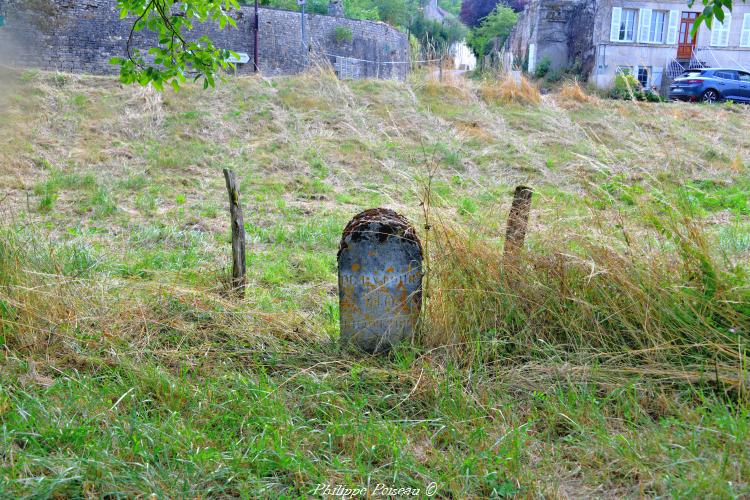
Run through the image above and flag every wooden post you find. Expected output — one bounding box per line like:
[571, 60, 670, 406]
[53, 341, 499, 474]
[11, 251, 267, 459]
[503, 186, 533, 264]
[223, 168, 246, 297]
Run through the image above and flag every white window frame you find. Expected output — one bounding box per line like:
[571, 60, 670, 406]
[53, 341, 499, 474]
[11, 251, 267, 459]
[648, 10, 668, 43]
[710, 13, 732, 47]
[616, 65, 633, 76]
[620, 8, 638, 42]
[611, 8, 638, 42]
[741, 13, 750, 47]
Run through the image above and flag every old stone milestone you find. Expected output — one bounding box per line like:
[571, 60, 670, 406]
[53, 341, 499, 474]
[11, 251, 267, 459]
[338, 208, 423, 354]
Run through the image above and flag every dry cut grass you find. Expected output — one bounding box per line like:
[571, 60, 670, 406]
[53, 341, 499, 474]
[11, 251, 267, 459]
[558, 80, 592, 106]
[479, 73, 541, 106]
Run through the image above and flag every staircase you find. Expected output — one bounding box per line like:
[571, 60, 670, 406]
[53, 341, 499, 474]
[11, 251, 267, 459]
[666, 58, 685, 79]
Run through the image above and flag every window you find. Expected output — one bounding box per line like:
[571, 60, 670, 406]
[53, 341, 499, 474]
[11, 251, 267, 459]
[616, 65, 633, 76]
[620, 9, 637, 41]
[637, 66, 650, 87]
[739, 72, 750, 82]
[611, 8, 639, 42]
[714, 70, 737, 80]
[649, 10, 667, 43]
[710, 13, 732, 46]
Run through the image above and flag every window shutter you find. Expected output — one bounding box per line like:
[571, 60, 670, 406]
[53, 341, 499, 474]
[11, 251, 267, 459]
[720, 13, 732, 46]
[712, 14, 732, 46]
[652, 66, 664, 87]
[711, 18, 722, 45]
[611, 7, 622, 41]
[741, 13, 750, 47]
[666, 10, 679, 44]
[639, 9, 652, 43]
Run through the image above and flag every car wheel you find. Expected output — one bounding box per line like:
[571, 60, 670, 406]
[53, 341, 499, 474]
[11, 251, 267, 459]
[702, 89, 720, 103]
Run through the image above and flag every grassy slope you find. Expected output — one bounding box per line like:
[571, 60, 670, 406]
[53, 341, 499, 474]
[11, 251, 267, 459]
[0, 67, 749, 497]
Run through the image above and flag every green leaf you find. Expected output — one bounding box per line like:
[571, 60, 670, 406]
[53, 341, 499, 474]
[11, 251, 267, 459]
[714, 4, 725, 23]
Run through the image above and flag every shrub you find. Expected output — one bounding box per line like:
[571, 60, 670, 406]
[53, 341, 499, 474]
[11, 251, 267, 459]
[534, 57, 551, 79]
[545, 69, 562, 83]
[609, 70, 665, 102]
[610, 69, 641, 100]
[334, 25, 353, 44]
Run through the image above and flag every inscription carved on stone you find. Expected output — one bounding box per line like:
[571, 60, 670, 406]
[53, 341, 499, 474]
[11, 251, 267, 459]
[338, 208, 422, 354]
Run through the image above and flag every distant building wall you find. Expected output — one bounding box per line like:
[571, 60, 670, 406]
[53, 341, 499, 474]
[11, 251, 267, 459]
[508, 0, 750, 89]
[0, 0, 410, 80]
[507, 0, 597, 75]
[592, 0, 750, 89]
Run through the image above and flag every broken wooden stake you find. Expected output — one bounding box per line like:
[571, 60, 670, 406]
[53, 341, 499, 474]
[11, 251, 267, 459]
[503, 185, 533, 264]
[223, 168, 246, 297]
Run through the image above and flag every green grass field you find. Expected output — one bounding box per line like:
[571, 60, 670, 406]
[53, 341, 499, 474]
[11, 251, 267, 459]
[1, 67, 749, 497]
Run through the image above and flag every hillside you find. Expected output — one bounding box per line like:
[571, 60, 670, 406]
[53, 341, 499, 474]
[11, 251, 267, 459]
[1, 67, 749, 497]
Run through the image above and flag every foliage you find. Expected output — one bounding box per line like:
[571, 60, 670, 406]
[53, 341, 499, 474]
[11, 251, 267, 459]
[373, 0, 410, 26]
[438, 0, 462, 16]
[334, 25, 353, 43]
[409, 14, 467, 53]
[534, 57, 550, 78]
[689, 0, 746, 35]
[252, 0, 328, 14]
[609, 69, 664, 101]
[465, 5, 517, 59]
[460, 0, 526, 27]
[111, 0, 241, 91]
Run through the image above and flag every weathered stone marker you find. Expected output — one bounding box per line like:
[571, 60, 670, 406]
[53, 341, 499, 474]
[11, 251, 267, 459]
[338, 208, 423, 354]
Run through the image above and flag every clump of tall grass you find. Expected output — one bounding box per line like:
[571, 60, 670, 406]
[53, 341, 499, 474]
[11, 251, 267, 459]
[421, 193, 749, 388]
[479, 73, 540, 106]
[422, 76, 472, 100]
[558, 80, 591, 105]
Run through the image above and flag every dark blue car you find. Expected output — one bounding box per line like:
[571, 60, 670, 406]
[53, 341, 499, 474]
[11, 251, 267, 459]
[668, 68, 750, 103]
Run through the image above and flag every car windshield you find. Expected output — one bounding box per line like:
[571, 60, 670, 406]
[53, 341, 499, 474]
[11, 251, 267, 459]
[680, 71, 704, 78]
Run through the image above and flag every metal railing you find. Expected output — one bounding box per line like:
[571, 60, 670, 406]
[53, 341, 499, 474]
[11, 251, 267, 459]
[665, 58, 685, 78]
[693, 47, 749, 72]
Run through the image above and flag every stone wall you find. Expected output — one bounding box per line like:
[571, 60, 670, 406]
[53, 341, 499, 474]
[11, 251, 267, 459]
[506, 0, 596, 76]
[0, 0, 410, 80]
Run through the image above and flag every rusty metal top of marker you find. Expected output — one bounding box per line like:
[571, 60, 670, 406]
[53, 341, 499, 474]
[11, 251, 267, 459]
[338, 208, 421, 258]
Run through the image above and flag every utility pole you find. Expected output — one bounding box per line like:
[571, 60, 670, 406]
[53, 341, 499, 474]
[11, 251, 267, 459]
[298, 0, 306, 51]
[253, 0, 259, 72]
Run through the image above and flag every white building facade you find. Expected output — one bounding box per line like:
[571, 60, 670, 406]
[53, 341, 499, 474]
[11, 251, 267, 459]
[592, 0, 750, 89]
[507, 0, 750, 91]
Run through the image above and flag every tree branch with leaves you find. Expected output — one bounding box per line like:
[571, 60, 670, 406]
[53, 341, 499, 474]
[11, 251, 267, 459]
[111, 0, 241, 91]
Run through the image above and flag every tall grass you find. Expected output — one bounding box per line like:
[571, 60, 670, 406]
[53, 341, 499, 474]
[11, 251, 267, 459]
[0, 227, 322, 366]
[422, 191, 749, 390]
[479, 73, 541, 106]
